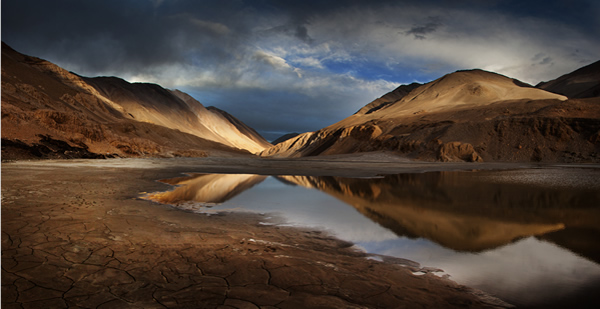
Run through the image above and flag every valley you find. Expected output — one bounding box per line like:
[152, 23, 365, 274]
[2, 42, 599, 309]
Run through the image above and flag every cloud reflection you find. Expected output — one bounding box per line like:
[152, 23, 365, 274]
[143, 169, 600, 307]
[145, 169, 600, 257]
[279, 172, 578, 252]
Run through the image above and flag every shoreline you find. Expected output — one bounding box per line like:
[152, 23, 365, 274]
[6, 152, 593, 177]
[1, 157, 536, 308]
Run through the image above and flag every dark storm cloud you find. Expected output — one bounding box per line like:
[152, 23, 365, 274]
[294, 25, 314, 44]
[4, 1, 163, 71]
[3, 0, 598, 67]
[539, 57, 552, 65]
[257, 23, 314, 45]
[3, 0, 597, 77]
[1, 0, 254, 75]
[406, 17, 443, 40]
[531, 53, 554, 68]
[2, 0, 599, 138]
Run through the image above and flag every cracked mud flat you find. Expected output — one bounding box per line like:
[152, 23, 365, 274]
[2, 157, 511, 308]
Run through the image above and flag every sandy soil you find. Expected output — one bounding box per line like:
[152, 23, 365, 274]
[1, 156, 529, 308]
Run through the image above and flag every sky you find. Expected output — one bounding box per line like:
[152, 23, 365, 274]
[2, 0, 599, 141]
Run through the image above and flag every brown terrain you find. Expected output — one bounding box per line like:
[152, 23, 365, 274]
[2, 42, 600, 309]
[261, 64, 600, 163]
[144, 167, 600, 259]
[1, 158, 514, 309]
[3, 41, 599, 163]
[1, 42, 271, 160]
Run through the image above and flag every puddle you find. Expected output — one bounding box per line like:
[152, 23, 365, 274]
[143, 168, 600, 307]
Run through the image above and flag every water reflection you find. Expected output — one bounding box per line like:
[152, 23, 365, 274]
[279, 174, 566, 252]
[147, 173, 266, 205]
[144, 169, 600, 307]
[278, 171, 600, 256]
[146, 169, 600, 259]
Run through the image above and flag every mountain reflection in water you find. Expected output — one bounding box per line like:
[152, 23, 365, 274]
[144, 169, 600, 307]
[145, 169, 600, 263]
[148, 173, 266, 205]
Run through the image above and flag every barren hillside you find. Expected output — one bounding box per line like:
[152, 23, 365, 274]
[261, 67, 600, 162]
[1, 43, 270, 160]
[537, 60, 600, 98]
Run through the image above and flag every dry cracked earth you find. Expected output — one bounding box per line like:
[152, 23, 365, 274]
[1, 159, 507, 309]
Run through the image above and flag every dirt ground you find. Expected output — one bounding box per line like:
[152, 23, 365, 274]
[1, 156, 523, 308]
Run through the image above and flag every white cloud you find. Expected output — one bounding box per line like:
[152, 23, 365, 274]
[300, 5, 599, 84]
[120, 3, 592, 124]
[252, 50, 292, 70]
[6, 1, 597, 137]
[70, 2, 598, 133]
[119, 4, 596, 98]
[291, 56, 324, 69]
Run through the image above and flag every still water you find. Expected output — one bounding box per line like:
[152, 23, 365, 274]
[144, 168, 600, 308]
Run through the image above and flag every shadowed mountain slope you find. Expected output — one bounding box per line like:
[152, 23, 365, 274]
[537, 60, 600, 99]
[262, 68, 600, 162]
[1, 42, 270, 159]
[354, 82, 422, 116]
[271, 133, 300, 145]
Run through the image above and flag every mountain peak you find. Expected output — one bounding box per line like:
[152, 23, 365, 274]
[363, 68, 565, 118]
[1, 42, 270, 159]
[261, 64, 590, 161]
[439, 68, 529, 86]
[355, 82, 422, 115]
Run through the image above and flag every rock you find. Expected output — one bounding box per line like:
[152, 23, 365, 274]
[438, 142, 483, 162]
[341, 124, 383, 140]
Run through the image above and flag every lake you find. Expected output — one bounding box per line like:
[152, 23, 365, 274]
[144, 167, 600, 308]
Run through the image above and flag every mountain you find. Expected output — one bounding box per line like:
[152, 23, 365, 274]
[1, 42, 270, 160]
[82, 77, 271, 153]
[537, 60, 600, 98]
[271, 133, 300, 145]
[354, 82, 422, 115]
[204, 106, 271, 151]
[261, 67, 600, 162]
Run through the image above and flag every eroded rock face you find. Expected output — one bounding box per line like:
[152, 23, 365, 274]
[438, 142, 483, 162]
[341, 124, 383, 140]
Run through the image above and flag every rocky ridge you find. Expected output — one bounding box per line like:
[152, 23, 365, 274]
[537, 60, 600, 99]
[261, 64, 600, 162]
[1, 42, 271, 160]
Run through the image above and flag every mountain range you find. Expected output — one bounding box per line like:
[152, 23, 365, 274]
[262, 62, 600, 162]
[1, 42, 270, 160]
[2, 42, 599, 162]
